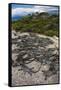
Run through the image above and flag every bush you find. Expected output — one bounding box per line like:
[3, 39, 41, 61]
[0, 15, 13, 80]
[12, 12, 59, 37]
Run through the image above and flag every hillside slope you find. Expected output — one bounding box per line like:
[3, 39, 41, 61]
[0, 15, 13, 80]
[12, 12, 59, 37]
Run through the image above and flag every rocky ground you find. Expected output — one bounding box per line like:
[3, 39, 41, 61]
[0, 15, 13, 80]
[12, 30, 59, 86]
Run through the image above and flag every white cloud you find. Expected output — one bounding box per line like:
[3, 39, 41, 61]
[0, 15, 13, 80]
[12, 6, 45, 17]
[12, 5, 58, 17]
[12, 7, 33, 17]
[33, 6, 58, 12]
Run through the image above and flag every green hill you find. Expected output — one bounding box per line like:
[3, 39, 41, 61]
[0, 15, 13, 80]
[12, 12, 59, 37]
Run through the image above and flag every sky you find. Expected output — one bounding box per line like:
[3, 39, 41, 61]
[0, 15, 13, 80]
[11, 4, 59, 18]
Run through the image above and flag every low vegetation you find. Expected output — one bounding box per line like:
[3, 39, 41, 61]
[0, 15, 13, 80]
[12, 12, 59, 37]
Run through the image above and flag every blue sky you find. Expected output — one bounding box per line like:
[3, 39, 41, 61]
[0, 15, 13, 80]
[12, 4, 59, 17]
[12, 4, 33, 9]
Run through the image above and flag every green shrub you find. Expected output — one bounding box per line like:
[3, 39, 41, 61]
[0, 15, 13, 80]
[12, 12, 59, 37]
